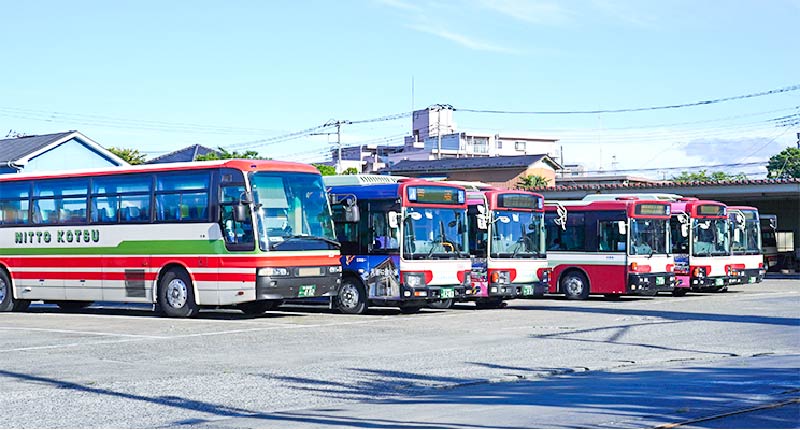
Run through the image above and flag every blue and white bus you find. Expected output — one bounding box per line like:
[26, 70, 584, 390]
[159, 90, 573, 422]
[325, 176, 472, 314]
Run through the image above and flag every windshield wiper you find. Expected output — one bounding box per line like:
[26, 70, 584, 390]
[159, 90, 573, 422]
[280, 235, 341, 248]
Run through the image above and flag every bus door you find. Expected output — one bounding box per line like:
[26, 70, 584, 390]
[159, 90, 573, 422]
[366, 202, 401, 298]
[586, 210, 628, 294]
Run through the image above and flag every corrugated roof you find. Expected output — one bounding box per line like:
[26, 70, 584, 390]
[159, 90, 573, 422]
[147, 144, 220, 164]
[531, 177, 800, 191]
[0, 131, 75, 163]
[383, 154, 553, 173]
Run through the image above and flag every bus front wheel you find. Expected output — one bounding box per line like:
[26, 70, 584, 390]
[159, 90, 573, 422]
[158, 268, 199, 318]
[562, 271, 590, 300]
[336, 276, 367, 314]
[0, 270, 29, 312]
[428, 299, 454, 309]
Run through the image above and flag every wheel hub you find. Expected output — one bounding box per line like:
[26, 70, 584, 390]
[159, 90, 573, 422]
[0, 279, 6, 303]
[340, 284, 358, 308]
[166, 279, 188, 309]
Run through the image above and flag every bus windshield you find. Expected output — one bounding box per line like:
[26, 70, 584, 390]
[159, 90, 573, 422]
[731, 213, 761, 254]
[402, 207, 468, 260]
[250, 172, 336, 251]
[630, 219, 669, 256]
[692, 218, 730, 256]
[490, 210, 544, 258]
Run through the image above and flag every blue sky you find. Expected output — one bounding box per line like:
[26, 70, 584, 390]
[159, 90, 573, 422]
[1, 0, 798, 178]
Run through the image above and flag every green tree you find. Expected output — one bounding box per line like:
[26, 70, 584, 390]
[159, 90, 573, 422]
[313, 164, 336, 176]
[517, 174, 550, 189]
[342, 167, 359, 175]
[766, 147, 800, 178]
[107, 147, 146, 165]
[672, 170, 747, 183]
[195, 147, 267, 161]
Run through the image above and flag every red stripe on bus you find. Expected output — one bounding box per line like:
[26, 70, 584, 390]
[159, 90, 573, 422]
[2, 255, 338, 269]
[10, 271, 255, 283]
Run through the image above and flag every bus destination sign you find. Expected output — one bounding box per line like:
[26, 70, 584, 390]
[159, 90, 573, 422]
[634, 204, 670, 216]
[498, 194, 543, 210]
[408, 186, 465, 205]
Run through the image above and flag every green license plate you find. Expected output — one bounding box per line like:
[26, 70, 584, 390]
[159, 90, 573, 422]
[440, 288, 455, 299]
[655, 277, 665, 286]
[298, 285, 316, 297]
[715, 278, 724, 286]
[522, 286, 534, 296]
[748, 277, 756, 283]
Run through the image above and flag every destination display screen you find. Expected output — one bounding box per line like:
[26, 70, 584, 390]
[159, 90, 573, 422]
[697, 204, 726, 216]
[634, 203, 670, 216]
[407, 185, 465, 205]
[498, 193, 543, 210]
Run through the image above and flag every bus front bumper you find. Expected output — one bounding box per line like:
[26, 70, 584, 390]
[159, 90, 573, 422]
[256, 272, 340, 300]
[627, 272, 676, 295]
[515, 282, 549, 298]
[727, 268, 765, 285]
[402, 285, 467, 301]
[689, 276, 728, 291]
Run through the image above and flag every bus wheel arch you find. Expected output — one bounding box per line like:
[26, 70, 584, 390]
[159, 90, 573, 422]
[156, 264, 200, 318]
[0, 265, 30, 312]
[336, 273, 367, 314]
[560, 269, 590, 300]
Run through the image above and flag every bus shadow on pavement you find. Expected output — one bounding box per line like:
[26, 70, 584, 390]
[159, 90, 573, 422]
[259, 360, 800, 429]
[24, 303, 305, 320]
[507, 304, 800, 327]
[3, 359, 798, 428]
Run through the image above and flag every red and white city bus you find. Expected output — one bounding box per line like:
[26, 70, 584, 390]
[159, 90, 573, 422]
[727, 205, 766, 284]
[544, 198, 676, 299]
[0, 160, 341, 317]
[668, 198, 732, 293]
[465, 188, 550, 308]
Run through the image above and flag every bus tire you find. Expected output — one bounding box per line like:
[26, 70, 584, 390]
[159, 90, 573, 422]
[336, 276, 367, 314]
[561, 271, 590, 300]
[428, 299, 454, 309]
[399, 305, 422, 314]
[238, 299, 282, 315]
[158, 268, 199, 318]
[671, 289, 688, 297]
[56, 301, 93, 311]
[0, 270, 21, 312]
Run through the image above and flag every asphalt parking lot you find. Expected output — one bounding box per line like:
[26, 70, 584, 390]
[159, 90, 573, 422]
[1, 279, 798, 428]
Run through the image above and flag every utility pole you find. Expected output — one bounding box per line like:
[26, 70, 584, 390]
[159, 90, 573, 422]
[428, 104, 453, 160]
[312, 120, 351, 174]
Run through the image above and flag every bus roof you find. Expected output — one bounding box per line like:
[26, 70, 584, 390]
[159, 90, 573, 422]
[544, 199, 669, 211]
[582, 193, 683, 201]
[323, 175, 407, 186]
[0, 159, 320, 182]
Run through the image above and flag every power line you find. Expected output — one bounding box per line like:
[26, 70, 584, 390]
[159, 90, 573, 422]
[456, 84, 800, 115]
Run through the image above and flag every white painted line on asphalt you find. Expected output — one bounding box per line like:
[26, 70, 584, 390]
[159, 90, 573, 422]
[0, 337, 156, 353]
[0, 327, 167, 339]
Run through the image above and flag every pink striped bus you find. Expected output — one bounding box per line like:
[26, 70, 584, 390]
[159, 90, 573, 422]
[0, 160, 341, 317]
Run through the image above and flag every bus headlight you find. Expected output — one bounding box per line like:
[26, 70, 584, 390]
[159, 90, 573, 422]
[258, 267, 290, 277]
[403, 272, 427, 288]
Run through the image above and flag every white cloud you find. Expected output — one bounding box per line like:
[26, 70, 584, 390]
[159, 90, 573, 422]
[475, 0, 574, 25]
[406, 23, 522, 54]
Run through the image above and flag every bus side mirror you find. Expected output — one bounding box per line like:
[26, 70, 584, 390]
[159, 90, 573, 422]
[345, 203, 360, 223]
[617, 221, 626, 235]
[733, 229, 741, 242]
[477, 214, 487, 230]
[681, 224, 689, 237]
[233, 204, 249, 222]
[388, 211, 399, 229]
